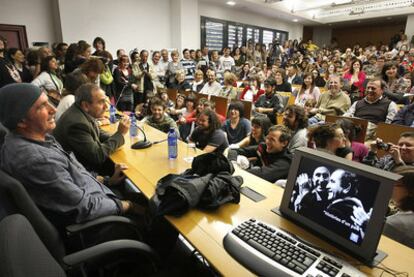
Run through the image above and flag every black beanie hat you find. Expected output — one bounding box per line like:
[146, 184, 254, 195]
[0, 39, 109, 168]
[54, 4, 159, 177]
[0, 83, 42, 130]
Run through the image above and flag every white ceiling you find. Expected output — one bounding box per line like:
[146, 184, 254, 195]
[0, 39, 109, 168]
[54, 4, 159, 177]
[202, 0, 414, 25]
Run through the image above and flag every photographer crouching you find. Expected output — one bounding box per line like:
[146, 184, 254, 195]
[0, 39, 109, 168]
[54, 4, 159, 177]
[363, 132, 414, 171]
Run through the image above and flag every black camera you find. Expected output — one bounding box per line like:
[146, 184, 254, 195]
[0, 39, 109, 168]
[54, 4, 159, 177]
[377, 141, 391, 151]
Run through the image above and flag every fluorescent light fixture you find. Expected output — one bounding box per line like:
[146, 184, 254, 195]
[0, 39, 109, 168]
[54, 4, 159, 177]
[292, 19, 299, 22]
[226, 1, 236, 6]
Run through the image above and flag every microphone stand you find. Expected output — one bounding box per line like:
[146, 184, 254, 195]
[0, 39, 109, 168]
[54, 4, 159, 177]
[131, 121, 152, 149]
[115, 83, 129, 109]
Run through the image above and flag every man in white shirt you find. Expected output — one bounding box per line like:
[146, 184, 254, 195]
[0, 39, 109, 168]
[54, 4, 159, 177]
[158, 49, 170, 85]
[200, 69, 222, 97]
[201, 46, 209, 63]
[149, 51, 164, 88]
[219, 47, 235, 72]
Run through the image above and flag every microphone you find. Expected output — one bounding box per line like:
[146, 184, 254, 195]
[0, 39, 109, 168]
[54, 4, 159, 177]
[131, 124, 152, 149]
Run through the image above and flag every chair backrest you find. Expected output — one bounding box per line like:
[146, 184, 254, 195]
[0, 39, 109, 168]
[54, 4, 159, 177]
[210, 95, 229, 118]
[0, 214, 66, 277]
[325, 115, 368, 143]
[0, 170, 66, 262]
[376, 123, 414, 156]
[166, 88, 178, 102]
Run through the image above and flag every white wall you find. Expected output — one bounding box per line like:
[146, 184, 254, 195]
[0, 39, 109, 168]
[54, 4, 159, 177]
[313, 27, 332, 48]
[405, 14, 414, 43]
[198, 2, 304, 42]
[58, 0, 172, 56]
[0, 0, 57, 47]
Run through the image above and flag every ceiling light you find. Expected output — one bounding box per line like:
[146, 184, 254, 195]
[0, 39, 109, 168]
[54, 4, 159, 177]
[292, 19, 299, 22]
[226, 1, 236, 6]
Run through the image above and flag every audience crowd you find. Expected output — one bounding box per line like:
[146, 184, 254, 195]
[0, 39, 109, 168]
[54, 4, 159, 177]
[0, 32, 413, 257]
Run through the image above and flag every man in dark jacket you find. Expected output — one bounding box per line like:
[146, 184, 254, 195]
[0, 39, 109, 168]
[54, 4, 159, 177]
[253, 79, 284, 124]
[231, 125, 292, 183]
[54, 83, 129, 175]
[392, 103, 414, 127]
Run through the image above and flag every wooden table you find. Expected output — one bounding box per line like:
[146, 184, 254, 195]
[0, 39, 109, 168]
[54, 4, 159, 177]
[108, 124, 414, 276]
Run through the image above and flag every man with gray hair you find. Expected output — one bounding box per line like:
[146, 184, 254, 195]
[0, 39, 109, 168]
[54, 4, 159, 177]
[54, 83, 129, 175]
[308, 75, 351, 125]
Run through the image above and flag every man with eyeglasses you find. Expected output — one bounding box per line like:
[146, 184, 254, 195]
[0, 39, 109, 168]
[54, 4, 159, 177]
[308, 75, 351, 125]
[363, 132, 414, 171]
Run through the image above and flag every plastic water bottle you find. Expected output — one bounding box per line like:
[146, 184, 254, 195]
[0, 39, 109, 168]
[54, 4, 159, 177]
[167, 127, 178, 160]
[109, 105, 117, 124]
[129, 113, 138, 142]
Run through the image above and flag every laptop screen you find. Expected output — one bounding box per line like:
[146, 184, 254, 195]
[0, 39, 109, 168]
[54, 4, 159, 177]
[279, 148, 401, 264]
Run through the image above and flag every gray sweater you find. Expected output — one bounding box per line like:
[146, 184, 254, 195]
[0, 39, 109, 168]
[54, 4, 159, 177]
[383, 211, 414, 249]
[0, 132, 121, 227]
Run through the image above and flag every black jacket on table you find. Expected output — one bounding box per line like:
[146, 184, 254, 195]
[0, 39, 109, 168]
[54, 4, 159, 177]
[233, 143, 292, 183]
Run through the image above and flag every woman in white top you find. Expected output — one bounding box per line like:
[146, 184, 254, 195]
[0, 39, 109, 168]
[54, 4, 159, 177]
[295, 72, 321, 106]
[55, 72, 89, 121]
[31, 56, 64, 106]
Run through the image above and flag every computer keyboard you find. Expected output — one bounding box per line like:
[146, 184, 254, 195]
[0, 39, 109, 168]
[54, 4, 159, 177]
[223, 219, 366, 277]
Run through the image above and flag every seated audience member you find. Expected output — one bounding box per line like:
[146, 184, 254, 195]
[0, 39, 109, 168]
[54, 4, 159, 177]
[336, 118, 368, 163]
[142, 97, 179, 135]
[295, 72, 321, 106]
[308, 75, 351, 125]
[283, 105, 308, 153]
[303, 98, 317, 117]
[307, 123, 353, 160]
[312, 69, 326, 88]
[55, 72, 89, 121]
[189, 108, 228, 153]
[222, 101, 251, 145]
[191, 69, 205, 92]
[168, 93, 186, 120]
[253, 78, 284, 124]
[237, 116, 272, 148]
[199, 69, 221, 96]
[54, 83, 129, 175]
[0, 37, 22, 88]
[159, 90, 175, 111]
[383, 166, 414, 249]
[363, 132, 414, 171]
[73, 41, 92, 68]
[342, 59, 366, 99]
[231, 125, 293, 183]
[0, 83, 178, 258]
[169, 69, 191, 92]
[286, 64, 303, 85]
[219, 72, 238, 100]
[31, 55, 63, 106]
[274, 68, 292, 92]
[344, 78, 398, 139]
[392, 103, 414, 127]
[239, 75, 265, 102]
[382, 61, 408, 104]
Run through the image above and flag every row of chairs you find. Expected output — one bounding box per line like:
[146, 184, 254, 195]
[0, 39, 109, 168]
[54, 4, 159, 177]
[0, 169, 160, 277]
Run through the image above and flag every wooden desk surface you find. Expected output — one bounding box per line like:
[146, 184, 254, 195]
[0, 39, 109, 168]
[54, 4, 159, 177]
[108, 124, 414, 276]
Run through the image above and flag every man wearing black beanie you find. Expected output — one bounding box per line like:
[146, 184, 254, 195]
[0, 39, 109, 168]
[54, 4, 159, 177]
[0, 83, 140, 225]
[0, 83, 178, 259]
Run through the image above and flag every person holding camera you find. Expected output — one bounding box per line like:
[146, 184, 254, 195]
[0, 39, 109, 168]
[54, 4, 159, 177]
[363, 132, 414, 171]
